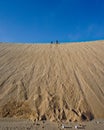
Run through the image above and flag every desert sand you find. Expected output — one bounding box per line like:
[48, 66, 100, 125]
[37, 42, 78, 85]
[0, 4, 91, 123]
[0, 41, 104, 123]
[0, 118, 104, 130]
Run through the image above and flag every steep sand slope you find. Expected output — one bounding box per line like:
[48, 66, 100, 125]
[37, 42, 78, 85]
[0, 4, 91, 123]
[0, 41, 104, 122]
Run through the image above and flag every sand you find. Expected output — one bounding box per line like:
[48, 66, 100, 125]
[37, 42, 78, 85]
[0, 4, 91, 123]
[0, 41, 104, 122]
[0, 118, 104, 130]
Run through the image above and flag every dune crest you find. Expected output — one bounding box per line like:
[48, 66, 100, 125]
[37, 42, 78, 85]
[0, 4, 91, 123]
[0, 41, 104, 122]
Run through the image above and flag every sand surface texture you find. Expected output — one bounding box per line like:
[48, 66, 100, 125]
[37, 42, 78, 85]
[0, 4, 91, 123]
[0, 119, 104, 130]
[0, 41, 104, 122]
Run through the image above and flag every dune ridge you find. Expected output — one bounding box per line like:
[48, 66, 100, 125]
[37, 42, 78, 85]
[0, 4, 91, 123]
[0, 41, 104, 122]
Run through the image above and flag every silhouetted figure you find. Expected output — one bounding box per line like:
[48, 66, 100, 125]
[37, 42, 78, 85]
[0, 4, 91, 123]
[51, 41, 53, 44]
[56, 40, 59, 44]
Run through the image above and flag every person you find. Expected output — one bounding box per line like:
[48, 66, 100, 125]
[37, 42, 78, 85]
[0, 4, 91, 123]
[56, 40, 59, 44]
[51, 41, 53, 44]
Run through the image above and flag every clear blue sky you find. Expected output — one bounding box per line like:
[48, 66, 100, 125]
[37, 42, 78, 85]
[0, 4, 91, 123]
[0, 0, 104, 43]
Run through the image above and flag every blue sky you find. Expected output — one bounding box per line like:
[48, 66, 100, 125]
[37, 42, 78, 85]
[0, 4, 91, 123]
[0, 0, 104, 43]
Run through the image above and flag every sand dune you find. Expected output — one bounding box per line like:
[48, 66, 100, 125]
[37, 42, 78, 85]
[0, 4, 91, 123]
[0, 41, 104, 122]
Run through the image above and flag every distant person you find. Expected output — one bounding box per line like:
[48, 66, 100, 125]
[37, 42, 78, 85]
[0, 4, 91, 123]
[51, 41, 53, 44]
[56, 40, 59, 44]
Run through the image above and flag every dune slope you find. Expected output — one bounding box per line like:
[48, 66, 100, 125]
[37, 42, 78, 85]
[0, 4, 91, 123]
[0, 41, 104, 121]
